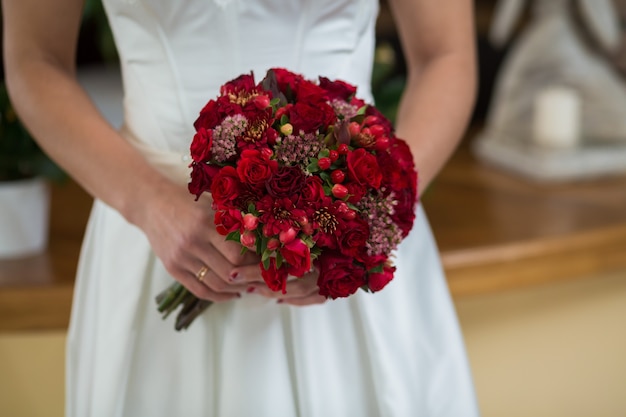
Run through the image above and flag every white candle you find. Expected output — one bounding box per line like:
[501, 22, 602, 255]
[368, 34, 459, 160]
[532, 86, 582, 148]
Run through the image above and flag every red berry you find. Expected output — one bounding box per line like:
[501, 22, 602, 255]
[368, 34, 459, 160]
[318, 157, 331, 170]
[331, 184, 349, 199]
[330, 169, 345, 184]
[369, 124, 386, 138]
[328, 150, 339, 162]
[374, 136, 390, 151]
[337, 144, 349, 155]
[348, 121, 361, 137]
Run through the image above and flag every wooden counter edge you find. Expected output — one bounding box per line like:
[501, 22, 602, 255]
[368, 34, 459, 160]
[444, 223, 626, 297]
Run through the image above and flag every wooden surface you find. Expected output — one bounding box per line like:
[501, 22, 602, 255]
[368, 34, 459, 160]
[2, 138, 626, 331]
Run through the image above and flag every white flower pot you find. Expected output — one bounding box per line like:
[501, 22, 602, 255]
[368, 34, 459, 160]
[0, 177, 50, 258]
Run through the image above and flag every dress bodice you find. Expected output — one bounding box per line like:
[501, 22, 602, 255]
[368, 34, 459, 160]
[102, 0, 379, 155]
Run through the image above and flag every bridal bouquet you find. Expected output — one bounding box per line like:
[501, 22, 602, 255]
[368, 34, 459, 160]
[157, 68, 418, 330]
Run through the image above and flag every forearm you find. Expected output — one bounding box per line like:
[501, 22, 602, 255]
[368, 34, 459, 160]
[4, 58, 171, 225]
[394, 52, 477, 192]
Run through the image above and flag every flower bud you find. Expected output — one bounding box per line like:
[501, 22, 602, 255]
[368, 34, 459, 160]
[328, 150, 339, 162]
[279, 227, 297, 244]
[240, 231, 256, 249]
[332, 184, 349, 199]
[337, 143, 349, 155]
[243, 213, 259, 231]
[348, 121, 361, 137]
[253, 95, 271, 109]
[267, 238, 281, 251]
[280, 123, 293, 136]
[369, 124, 386, 138]
[330, 169, 345, 184]
[374, 136, 390, 151]
[317, 157, 331, 170]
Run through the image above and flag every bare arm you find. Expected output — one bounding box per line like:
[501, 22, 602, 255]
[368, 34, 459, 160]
[2, 0, 258, 301]
[387, 0, 477, 190]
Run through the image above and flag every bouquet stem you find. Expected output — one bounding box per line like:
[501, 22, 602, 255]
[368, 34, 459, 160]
[155, 282, 213, 331]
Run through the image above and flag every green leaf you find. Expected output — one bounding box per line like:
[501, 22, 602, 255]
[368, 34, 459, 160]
[306, 159, 319, 173]
[275, 253, 284, 269]
[225, 231, 241, 243]
[262, 256, 271, 270]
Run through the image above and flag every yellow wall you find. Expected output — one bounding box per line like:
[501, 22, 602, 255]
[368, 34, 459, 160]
[456, 269, 626, 417]
[1, 270, 625, 417]
[0, 331, 65, 417]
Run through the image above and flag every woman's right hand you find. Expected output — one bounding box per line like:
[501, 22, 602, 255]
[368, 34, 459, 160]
[136, 179, 264, 303]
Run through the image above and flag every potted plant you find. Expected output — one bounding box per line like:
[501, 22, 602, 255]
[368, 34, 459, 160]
[0, 81, 65, 258]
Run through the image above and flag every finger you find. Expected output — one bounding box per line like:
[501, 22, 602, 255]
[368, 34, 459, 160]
[177, 269, 241, 303]
[228, 262, 264, 284]
[198, 266, 253, 294]
[251, 272, 319, 299]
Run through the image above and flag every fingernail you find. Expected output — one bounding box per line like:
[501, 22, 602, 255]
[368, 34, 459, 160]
[246, 286, 255, 293]
[277, 299, 284, 304]
[230, 272, 240, 281]
[235, 293, 241, 298]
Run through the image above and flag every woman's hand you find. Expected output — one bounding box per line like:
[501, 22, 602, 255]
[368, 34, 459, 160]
[136, 180, 264, 303]
[243, 270, 327, 306]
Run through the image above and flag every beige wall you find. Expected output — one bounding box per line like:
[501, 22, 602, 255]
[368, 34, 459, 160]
[456, 269, 626, 417]
[1, 270, 625, 417]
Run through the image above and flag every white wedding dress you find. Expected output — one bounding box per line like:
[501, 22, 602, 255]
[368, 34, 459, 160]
[66, 1, 479, 416]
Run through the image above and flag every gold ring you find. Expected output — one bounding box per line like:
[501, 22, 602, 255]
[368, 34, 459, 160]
[196, 265, 209, 282]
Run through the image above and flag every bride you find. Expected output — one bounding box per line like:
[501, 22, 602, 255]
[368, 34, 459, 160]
[3, 0, 479, 416]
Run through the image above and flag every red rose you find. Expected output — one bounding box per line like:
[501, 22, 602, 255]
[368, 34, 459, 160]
[236, 149, 277, 188]
[368, 265, 396, 292]
[214, 209, 243, 236]
[272, 68, 304, 94]
[299, 176, 325, 203]
[188, 162, 220, 200]
[316, 252, 366, 299]
[288, 102, 336, 134]
[261, 257, 289, 294]
[190, 127, 213, 163]
[345, 181, 366, 204]
[266, 166, 306, 198]
[337, 217, 369, 260]
[280, 238, 311, 278]
[210, 166, 243, 208]
[318, 77, 357, 101]
[346, 148, 382, 189]
[295, 80, 327, 103]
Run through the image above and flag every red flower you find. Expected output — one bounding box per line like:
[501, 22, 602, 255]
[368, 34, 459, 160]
[220, 72, 257, 97]
[288, 102, 336, 134]
[368, 265, 396, 292]
[266, 166, 306, 198]
[294, 80, 327, 103]
[262, 257, 289, 294]
[299, 176, 325, 204]
[272, 68, 304, 95]
[210, 166, 243, 208]
[318, 76, 357, 101]
[190, 127, 213, 163]
[236, 149, 278, 188]
[280, 238, 311, 277]
[337, 217, 369, 260]
[188, 162, 220, 200]
[214, 209, 243, 236]
[316, 252, 366, 299]
[257, 195, 307, 236]
[346, 148, 382, 189]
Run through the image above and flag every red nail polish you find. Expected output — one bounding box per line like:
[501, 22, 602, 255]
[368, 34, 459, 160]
[277, 299, 284, 304]
[246, 286, 255, 293]
[230, 272, 239, 281]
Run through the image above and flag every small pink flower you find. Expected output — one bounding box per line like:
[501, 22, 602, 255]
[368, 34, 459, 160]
[240, 231, 256, 249]
[243, 213, 259, 231]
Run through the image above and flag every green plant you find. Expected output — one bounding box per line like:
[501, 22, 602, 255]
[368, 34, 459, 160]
[0, 82, 65, 182]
